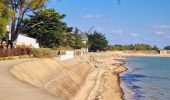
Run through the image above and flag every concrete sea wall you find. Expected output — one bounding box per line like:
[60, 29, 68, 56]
[10, 57, 92, 100]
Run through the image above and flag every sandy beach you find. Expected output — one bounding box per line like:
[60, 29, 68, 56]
[73, 52, 127, 100]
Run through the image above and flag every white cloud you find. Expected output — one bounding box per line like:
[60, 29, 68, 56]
[111, 30, 124, 35]
[82, 14, 104, 19]
[150, 25, 170, 30]
[155, 32, 166, 35]
[166, 35, 170, 38]
[130, 33, 138, 37]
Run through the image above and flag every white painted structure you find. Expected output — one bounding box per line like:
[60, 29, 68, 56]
[15, 34, 39, 48]
[81, 48, 88, 55]
[60, 51, 74, 61]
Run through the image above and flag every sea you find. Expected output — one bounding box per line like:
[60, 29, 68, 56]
[120, 56, 170, 100]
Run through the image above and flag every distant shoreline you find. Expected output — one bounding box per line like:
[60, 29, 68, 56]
[124, 54, 170, 57]
[111, 51, 170, 100]
[110, 51, 170, 57]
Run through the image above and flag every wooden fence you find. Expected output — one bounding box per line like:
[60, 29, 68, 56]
[0, 48, 32, 57]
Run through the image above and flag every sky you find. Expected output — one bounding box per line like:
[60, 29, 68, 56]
[48, 0, 170, 48]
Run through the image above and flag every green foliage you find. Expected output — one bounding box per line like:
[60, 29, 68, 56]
[63, 32, 85, 49]
[0, 2, 10, 35]
[75, 50, 82, 56]
[18, 55, 30, 59]
[1, 0, 48, 41]
[33, 48, 52, 58]
[164, 46, 170, 50]
[20, 9, 70, 48]
[109, 44, 159, 51]
[20, 9, 85, 49]
[87, 31, 108, 52]
[0, 56, 15, 61]
[0, 33, 8, 41]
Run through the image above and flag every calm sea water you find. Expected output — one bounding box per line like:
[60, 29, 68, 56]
[121, 57, 170, 100]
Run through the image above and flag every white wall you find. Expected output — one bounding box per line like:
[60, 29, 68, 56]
[60, 51, 74, 61]
[81, 48, 88, 55]
[16, 34, 39, 48]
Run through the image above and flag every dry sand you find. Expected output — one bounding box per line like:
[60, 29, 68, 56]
[2, 52, 127, 100]
[73, 53, 127, 100]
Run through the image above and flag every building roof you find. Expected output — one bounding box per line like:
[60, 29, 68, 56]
[80, 33, 88, 41]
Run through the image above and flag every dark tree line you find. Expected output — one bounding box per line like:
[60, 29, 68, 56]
[108, 44, 159, 51]
[164, 46, 170, 50]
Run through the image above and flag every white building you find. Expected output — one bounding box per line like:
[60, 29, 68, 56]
[15, 34, 39, 48]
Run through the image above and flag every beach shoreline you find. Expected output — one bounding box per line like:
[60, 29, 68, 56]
[120, 55, 170, 100]
[7, 52, 129, 100]
[117, 67, 128, 100]
[111, 51, 170, 57]
[73, 52, 129, 100]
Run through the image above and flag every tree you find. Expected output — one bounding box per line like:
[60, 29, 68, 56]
[108, 44, 159, 51]
[164, 46, 170, 50]
[0, 1, 10, 35]
[20, 9, 70, 48]
[87, 31, 108, 52]
[1, 0, 47, 41]
[153, 45, 159, 51]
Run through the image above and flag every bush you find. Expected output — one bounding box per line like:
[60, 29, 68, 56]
[75, 50, 82, 56]
[0, 56, 15, 61]
[164, 46, 170, 50]
[33, 48, 53, 58]
[51, 50, 60, 57]
[18, 55, 31, 59]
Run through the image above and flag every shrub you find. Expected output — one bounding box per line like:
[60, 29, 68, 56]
[33, 48, 53, 58]
[164, 46, 170, 50]
[18, 55, 30, 59]
[51, 50, 60, 57]
[0, 56, 15, 61]
[75, 50, 82, 56]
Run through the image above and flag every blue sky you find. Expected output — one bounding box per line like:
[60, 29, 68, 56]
[48, 0, 170, 48]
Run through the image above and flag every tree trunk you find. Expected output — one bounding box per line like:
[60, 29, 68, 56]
[11, 1, 25, 42]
